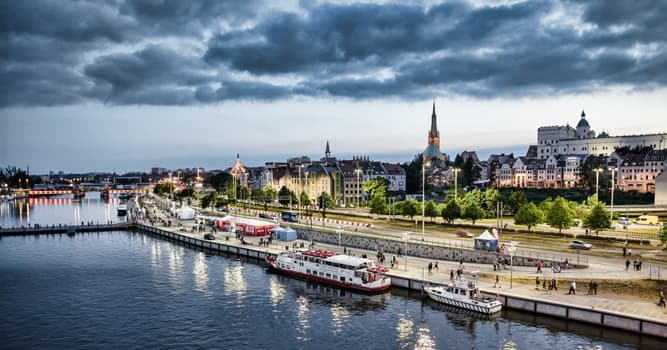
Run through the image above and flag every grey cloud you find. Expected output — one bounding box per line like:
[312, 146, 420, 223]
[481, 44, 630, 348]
[84, 45, 216, 105]
[2, 0, 667, 106]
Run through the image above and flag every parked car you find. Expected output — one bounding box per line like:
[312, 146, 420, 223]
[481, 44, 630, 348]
[569, 240, 592, 250]
[204, 233, 216, 240]
[259, 213, 276, 220]
[618, 217, 631, 225]
[455, 230, 474, 238]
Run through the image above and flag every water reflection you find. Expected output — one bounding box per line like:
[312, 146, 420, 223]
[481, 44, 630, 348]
[396, 309, 414, 349]
[1, 193, 121, 227]
[296, 295, 310, 342]
[192, 251, 209, 294]
[269, 279, 286, 308]
[223, 261, 247, 298]
[329, 303, 349, 335]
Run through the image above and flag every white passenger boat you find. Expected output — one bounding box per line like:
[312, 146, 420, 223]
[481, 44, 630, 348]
[424, 277, 502, 315]
[266, 249, 391, 294]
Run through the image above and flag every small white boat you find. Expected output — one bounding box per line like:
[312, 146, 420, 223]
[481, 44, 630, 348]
[424, 276, 502, 315]
[117, 204, 128, 216]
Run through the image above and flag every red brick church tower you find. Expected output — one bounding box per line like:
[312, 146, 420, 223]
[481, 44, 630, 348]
[423, 102, 445, 161]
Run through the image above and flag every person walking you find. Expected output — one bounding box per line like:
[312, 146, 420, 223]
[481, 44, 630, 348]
[450, 269, 454, 281]
[536, 261, 542, 274]
[543, 278, 547, 290]
[428, 262, 433, 274]
[552, 278, 558, 291]
[434, 261, 439, 270]
[494, 274, 500, 288]
[625, 259, 630, 271]
[535, 276, 540, 290]
[568, 281, 576, 295]
[588, 280, 594, 295]
[659, 291, 666, 308]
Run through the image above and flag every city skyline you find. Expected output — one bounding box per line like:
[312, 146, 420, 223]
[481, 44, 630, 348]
[2, 0, 667, 173]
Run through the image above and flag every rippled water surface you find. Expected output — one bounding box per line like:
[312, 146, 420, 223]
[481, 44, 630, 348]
[1, 230, 659, 349]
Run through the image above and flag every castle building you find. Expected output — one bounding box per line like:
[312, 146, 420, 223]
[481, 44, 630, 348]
[537, 110, 666, 159]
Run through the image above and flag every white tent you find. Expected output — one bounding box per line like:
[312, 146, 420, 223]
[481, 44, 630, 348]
[474, 230, 499, 251]
[176, 204, 196, 220]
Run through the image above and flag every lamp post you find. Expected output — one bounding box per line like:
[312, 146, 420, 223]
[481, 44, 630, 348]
[609, 167, 615, 220]
[402, 231, 411, 271]
[507, 241, 518, 289]
[422, 160, 430, 241]
[355, 167, 362, 213]
[594, 168, 602, 202]
[453, 167, 461, 199]
[337, 225, 342, 247]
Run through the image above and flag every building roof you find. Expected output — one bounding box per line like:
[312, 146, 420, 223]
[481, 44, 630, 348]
[382, 163, 405, 175]
[423, 143, 445, 160]
[577, 110, 590, 128]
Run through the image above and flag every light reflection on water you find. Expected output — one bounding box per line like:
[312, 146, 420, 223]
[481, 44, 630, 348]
[0, 202, 660, 349]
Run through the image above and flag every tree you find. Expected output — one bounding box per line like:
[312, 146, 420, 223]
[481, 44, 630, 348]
[483, 188, 502, 216]
[514, 203, 544, 231]
[317, 192, 334, 218]
[441, 199, 461, 224]
[200, 191, 218, 213]
[369, 192, 388, 215]
[424, 200, 438, 222]
[153, 182, 174, 196]
[262, 185, 277, 203]
[462, 189, 484, 207]
[400, 154, 423, 194]
[546, 196, 574, 233]
[583, 202, 611, 235]
[462, 202, 485, 225]
[362, 177, 389, 199]
[507, 191, 527, 213]
[206, 172, 232, 192]
[398, 199, 420, 220]
[278, 186, 296, 206]
[300, 191, 311, 208]
[660, 224, 667, 249]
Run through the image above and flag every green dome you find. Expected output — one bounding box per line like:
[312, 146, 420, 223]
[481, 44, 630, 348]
[423, 143, 444, 159]
[577, 110, 589, 128]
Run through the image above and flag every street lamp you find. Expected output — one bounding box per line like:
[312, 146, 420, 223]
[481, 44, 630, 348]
[506, 241, 518, 289]
[337, 225, 342, 247]
[402, 231, 411, 271]
[453, 167, 461, 199]
[355, 167, 362, 213]
[422, 160, 431, 241]
[609, 167, 616, 220]
[594, 168, 603, 202]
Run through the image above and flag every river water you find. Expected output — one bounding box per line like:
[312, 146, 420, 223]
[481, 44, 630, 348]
[0, 195, 661, 349]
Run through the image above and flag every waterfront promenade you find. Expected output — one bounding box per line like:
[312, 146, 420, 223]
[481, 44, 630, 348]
[140, 200, 666, 336]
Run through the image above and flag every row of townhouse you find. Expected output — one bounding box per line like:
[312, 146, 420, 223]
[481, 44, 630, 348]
[232, 143, 406, 206]
[486, 149, 667, 192]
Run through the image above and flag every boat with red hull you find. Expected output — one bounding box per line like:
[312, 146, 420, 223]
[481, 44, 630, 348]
[266, 249, 391, 294]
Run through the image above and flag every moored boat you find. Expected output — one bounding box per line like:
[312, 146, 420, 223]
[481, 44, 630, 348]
[117, 204, 128, 216]
[265, 249, 391, 294]
[424, 276, 502, 315]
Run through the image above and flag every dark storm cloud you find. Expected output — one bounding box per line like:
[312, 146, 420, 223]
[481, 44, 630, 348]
[2, 0, 667, 107]
[84, 45, 216, 105]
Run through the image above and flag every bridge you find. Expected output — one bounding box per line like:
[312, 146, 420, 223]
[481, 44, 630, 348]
[0, 221, 136, 236]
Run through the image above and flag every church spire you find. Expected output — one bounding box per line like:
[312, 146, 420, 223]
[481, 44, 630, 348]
[325, 141, 331, 158]
[431, 100, 437, 134]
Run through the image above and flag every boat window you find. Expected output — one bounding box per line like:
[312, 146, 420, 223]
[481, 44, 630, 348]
[340, 277, 346, 282]
[447, 288, 453, 293]
[333, 275, 338, 280]
[326, 273, 331, 278]
[460, 290, 466, 296]
[306, 269, 311, 274]
[319, 272, 324, 276]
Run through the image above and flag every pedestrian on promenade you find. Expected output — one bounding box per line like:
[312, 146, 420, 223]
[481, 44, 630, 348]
[542, 278, 547, 290]
[659, 291, 666, 308]
[434, 261, 438, 270]
[552, 278, 558, 291]
[450, 269, 454, 281]
[622, 246, 627, 256]
[593, 281, 598, 295]
[588, 280, 594, 295]
[625, 259, 630, 271]
[535, 276, 540, 290]
[536, 261, 542, 274]
[428, 262, 433, 274]
[568, 281, 576, 295]
[494, 274, 500, 288]
[638, 258, 643, 271]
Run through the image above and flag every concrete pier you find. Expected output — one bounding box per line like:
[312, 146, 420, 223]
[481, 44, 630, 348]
[0, 222, 135, 236]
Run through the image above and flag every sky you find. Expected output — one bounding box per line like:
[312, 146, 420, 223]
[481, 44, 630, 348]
[1, 0, 666, 174]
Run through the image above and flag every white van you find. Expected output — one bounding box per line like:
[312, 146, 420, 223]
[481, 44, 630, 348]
[634, 215, 659, 225]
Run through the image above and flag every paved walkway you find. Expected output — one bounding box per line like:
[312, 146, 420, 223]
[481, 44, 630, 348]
[141, 198, 667, 325]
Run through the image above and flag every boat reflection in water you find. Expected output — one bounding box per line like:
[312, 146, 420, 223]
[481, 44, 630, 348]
[271, 274, 389, 314]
